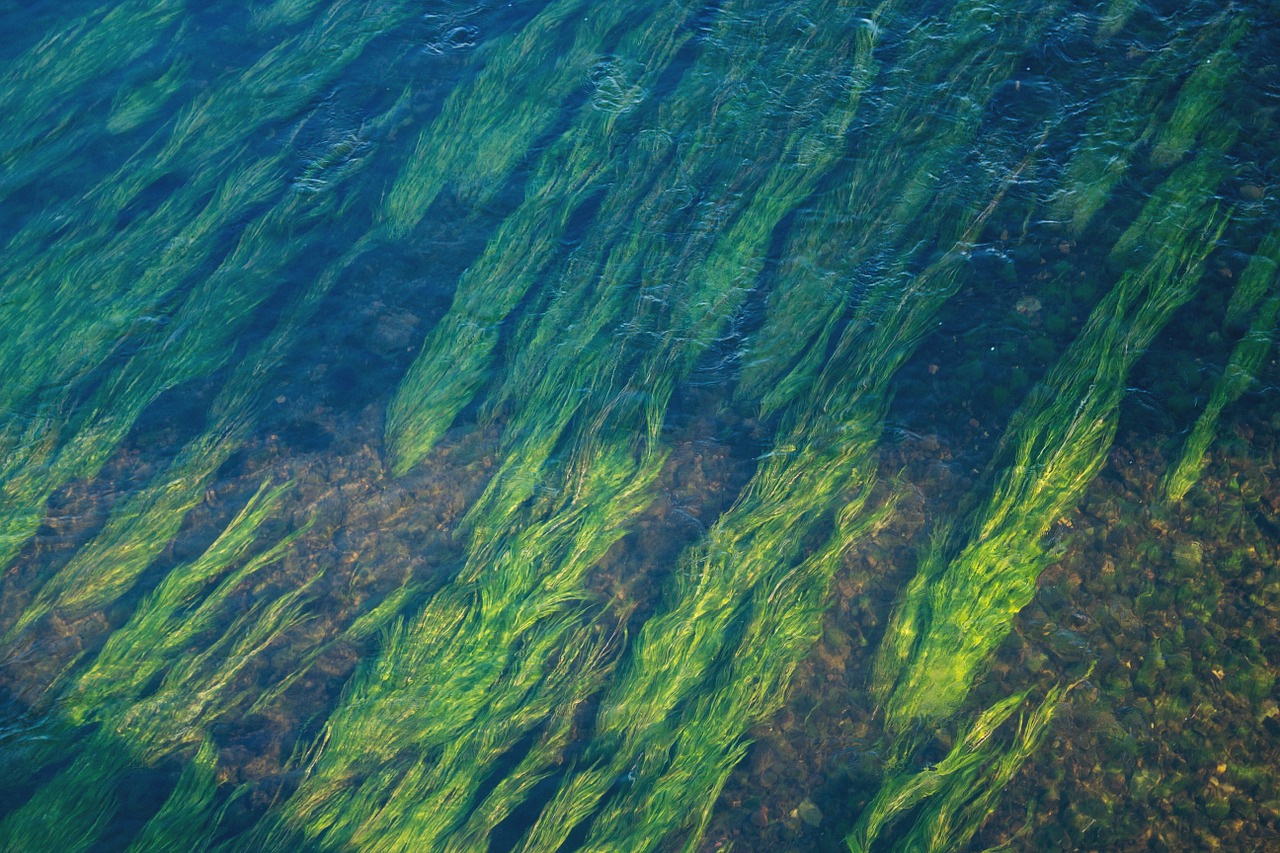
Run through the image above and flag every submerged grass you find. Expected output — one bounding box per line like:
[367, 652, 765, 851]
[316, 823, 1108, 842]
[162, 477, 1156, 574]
[0, 0, 183, 202]
[0, 6, 433, 843]
[263, 0, 893, 846]
[1, 85, 407, 644]
[498, 4, 1069, 849]
[2, 1, 1273, 851]
[872, 144, 1232, 739]
[1049, 7, 1235, 234]
[849, 674, 1089, 853]
[850, 15, 1245, 843]
[0, 0, 435, 577]
[0, 480, 313, 851]
[383, 0, 696, 475]
[1164, 227, 1280, 502]
[737, 1, 1062, 411]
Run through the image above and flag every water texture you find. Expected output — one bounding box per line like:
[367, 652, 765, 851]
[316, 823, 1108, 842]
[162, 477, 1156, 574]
[0, 1, 1277, 851]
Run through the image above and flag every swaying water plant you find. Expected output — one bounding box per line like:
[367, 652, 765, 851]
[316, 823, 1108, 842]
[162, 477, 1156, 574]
[0, 0, 435, 578]
[2, 0, 1274, 850]
[383, 0, 697, 475]
[1164, 227, 1280, 502]
[737, 0, 1063, 412]
[872, 143, 1232, 739]
[0, 0, 185, 201]
[258, 0, 898, 846]
[851, 19, 1245, 835]
[0, 82, 409, 644]
[848, 672, 1090, 853]
[1050, 7, 1235, 234]
[0, 479, 313, 852]
[474, 4, 1071, 849]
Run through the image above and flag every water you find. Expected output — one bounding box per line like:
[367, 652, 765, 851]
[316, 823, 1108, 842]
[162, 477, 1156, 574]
[0, 1, 1277, 850]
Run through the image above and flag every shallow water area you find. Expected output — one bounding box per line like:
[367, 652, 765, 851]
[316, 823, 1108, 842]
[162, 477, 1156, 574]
[1, 1, 1279, 851]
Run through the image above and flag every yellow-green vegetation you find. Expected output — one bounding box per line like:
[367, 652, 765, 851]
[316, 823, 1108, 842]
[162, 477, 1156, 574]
[0, 482, 313, 852]
[2, 87, 407, 639]
[1147, 17, 1246, 168]
[0, 0, 183, 198]
[873, 145, 1232, 738]
[0, 2, 428, 847]
[849, 675, 1088, 853]
[498, 3, 1070, 847]
[0, 0, 421, 576]
[263, 1, 903, 848]
[737, 0, 1061, 410]
[0, 1, 1273, 851]
[383, 0, 695, 475]
[123, 739, 221, 853]
[253, 444, 659, 851]
[1051, 11, 1238, 234]
[382, 0, 678, 234]
[1164, 228, 1280, 502]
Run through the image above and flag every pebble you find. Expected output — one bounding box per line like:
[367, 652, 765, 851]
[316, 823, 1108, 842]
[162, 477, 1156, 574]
[795, 799, 823, 827]
[1015, 295, 1043, 315]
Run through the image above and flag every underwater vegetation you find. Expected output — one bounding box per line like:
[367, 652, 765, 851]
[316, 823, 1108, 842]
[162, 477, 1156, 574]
[0, 1, 1278, 852]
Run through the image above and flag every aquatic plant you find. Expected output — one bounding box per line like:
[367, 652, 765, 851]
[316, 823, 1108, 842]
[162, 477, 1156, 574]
[123, 739, 222, 853]
[872, 142, 1233, 741]
[0, 0, 428, 578]
[489, 3, 1070, 849]
[383, 0, 697, 475]
[0, 0, 184, 203]
[0, 480, 313, 851]
[737, 0, 1063, 411]
[1, 85, 407, 645]
[383, 0, 683, 234]
[0, 8, 427, 842]
[1164, 228, 1280, 502]
[1, 1, 1274, 851]
[259, 0, 897, 846]
[1147, 17, 1246, 168]
[1050, 9, 1236, 234]
[848, 674, 1088, 853]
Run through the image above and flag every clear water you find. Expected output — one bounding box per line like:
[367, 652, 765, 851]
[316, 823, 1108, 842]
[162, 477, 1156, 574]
[0, 1, 1277, 851]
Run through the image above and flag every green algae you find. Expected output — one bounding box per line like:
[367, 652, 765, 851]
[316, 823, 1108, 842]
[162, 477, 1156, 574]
[263, 2, 904, 847]
[1050, 9, 1235, 234]
[0, 0, 423, 577]
[873, 146, 1232, 738]
[1165, 228, 1280, 502]
[0, 1, 1276, 851]
[849, 674, 1087, 853]
[0, 481, 313, 851]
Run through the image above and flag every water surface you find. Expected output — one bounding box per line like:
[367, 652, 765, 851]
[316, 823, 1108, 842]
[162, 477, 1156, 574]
[1, 1, 1278, 851]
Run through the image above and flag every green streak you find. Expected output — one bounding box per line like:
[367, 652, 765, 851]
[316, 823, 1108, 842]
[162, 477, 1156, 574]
[872, 147, 1232, 738]
[1148, 17, 1246, 168]
[0, 0, 184, 198]
[848, 674, 1087, 853]
[503, 4, 1071, 848]
[383, 0, 667, 233]
[0, 0, 424, 574]
[1164, 228, 1280, 502]
[1051, 9, 1234, 234]
[383, 0, 695, 474]
[124, 739, 222, 853]
[0, 483, 314, 851]
[264, 1, 890, 847]
[737, 1, 1060, 412]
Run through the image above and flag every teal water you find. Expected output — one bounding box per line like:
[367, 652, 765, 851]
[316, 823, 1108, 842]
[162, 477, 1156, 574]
[0, 1, 1277, 850]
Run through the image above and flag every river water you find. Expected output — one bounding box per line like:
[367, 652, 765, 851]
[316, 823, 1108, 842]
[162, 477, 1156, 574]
[1, 1, 1278, 851]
